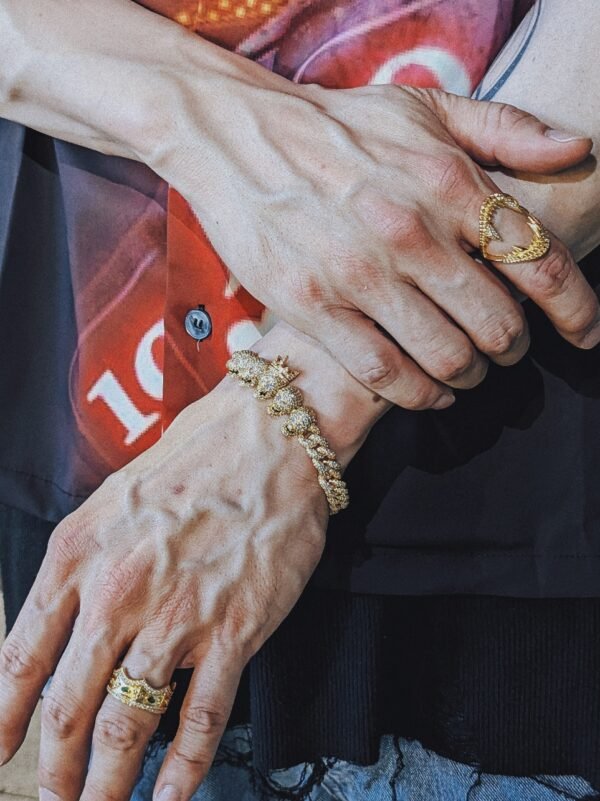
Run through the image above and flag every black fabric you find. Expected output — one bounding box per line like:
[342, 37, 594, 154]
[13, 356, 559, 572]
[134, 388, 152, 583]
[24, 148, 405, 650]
[0, 502, 54, 629]
[0, 122, 84, 520]
[3, 503, 600, 791]
[313, 246, 600, 597]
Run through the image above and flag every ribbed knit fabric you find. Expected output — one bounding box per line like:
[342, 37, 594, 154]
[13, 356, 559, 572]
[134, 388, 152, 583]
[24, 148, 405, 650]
[248, 589, 382, 769]
[154, 589, 600, 791]
[4, 513, 600, 793]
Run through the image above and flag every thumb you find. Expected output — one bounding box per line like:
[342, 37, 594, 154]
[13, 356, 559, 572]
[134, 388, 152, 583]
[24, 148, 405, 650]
[415, 88, 592, 174]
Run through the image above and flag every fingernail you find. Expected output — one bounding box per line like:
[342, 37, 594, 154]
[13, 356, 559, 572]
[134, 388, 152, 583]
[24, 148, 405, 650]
[545, 129, 587, 143]
[582, 319, 600, 349]
[155, 785, 181, 801]
[432, 393, 455, 411]
[39, 789, 61, 801]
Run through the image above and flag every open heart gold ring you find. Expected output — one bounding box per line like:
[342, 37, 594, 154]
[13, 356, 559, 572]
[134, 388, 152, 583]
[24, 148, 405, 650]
[479, 192, 551, 264]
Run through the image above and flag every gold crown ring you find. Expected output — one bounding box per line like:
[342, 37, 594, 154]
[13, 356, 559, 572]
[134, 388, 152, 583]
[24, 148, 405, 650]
[106, 666, 176, 715]
[479, 193, 551, 264]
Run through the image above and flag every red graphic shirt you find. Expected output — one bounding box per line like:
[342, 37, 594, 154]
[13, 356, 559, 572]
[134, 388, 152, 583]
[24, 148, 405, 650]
[63, 0, 523, 487]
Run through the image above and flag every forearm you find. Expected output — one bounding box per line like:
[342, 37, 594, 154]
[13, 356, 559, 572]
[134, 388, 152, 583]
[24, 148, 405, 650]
[0, 0, 282, 162]
[479, 0, 600, 259]
[1, 0, 159, 157]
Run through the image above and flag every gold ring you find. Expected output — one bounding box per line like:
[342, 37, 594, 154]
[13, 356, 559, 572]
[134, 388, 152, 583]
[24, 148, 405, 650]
[479, 192, 551, 264]
[106, 666, 176, 715]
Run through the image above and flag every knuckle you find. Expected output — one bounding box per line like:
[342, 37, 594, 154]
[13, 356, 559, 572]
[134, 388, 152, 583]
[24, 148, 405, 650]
[529, 250, 573, 298]
[96, 557, 146, 608]
[172, 744, 212, 770]
[356, 354, 399, 392]
[401, 385, 441, 411]
[478, 314, 526, 357]
[353, 185, 430, 251]
[376, 206, 430, 250]
[496, 103, 531, 136]
[41, 695, 80, 740]
[47, 515, 85, 565]
[182, 704, 228, 738]
[94, 711, 145, 752]
[288, 270, 325, 308]
[429, 347, 476, 383]
[0, 637, 42, 681]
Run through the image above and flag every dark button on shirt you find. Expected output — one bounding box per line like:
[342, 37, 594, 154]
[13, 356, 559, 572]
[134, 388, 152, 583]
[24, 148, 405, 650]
[184, 306, 212, 341]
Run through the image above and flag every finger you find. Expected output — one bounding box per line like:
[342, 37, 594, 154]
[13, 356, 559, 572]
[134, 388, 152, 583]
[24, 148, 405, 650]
[0, 520, 80, 764]
[490, 232, 600, 350]
[153, 642, 243, 801]
[445, 175, 600, 350]
[37, 610, 131, 801]
[406, 245, 531, 368]
[309, 309, 456, 409]
[360, 283, 489, 389]
[416, 88, 593, 173]
[79, 636, 180, 801]
[351, 170, 530, 368]
[424, 144, 542, 262]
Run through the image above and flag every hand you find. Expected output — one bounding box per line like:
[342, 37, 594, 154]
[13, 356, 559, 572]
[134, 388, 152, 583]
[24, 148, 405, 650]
[3, 1, 597, 410]
[157, 77, 598, 410]
[0, 373, 337, 801]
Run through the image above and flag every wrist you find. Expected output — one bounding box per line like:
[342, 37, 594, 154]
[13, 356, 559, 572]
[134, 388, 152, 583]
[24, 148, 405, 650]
[182, 322, 388, 471]
[183, 366, 329, 511]
[178, 322, 387, 517]
[252, 322, 389, 468]
[142, 31, 305, 206]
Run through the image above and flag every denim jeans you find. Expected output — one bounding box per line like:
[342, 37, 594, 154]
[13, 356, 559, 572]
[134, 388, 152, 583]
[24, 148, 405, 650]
[130, 725, 597, 801]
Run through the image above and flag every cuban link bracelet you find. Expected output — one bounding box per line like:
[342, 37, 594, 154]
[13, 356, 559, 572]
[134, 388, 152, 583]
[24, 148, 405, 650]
[226, 350, 350, 515]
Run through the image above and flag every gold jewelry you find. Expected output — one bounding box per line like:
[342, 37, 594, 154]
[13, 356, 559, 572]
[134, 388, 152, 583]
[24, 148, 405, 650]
[226, 352, 350, 514]
[256, 356, 300, 399]
[226, 350, 300, 399]
[174, 0, 289, 28]
[226, 350, 269, 386]
[106, 666, 175, 715]
[479, 192, 550, 264]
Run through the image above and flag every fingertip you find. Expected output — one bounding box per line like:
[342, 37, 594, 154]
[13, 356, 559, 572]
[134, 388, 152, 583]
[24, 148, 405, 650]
[153, 783, 181, 801]
[544, 129, 592, 148]
[525, 130, 593, 173]
[154, 758, 207, 801]
[580, 320, 600, 350]
[431, 392, 456, 410]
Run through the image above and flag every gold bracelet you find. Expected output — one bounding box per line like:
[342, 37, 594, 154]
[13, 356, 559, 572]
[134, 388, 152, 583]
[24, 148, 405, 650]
[226, 350, 350, 515]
